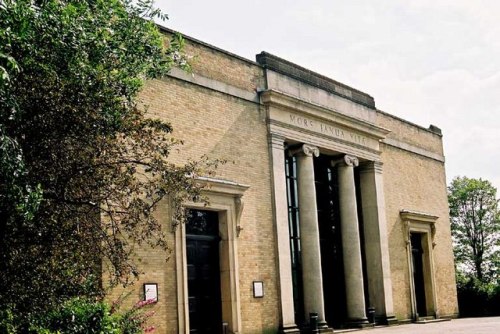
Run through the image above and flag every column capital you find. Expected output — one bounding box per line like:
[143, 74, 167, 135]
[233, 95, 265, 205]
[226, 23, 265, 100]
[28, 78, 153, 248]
[269, 134, 286, 149]
[359, 160, 383, 174]
[332, 154, 359, 167]
[288, 144, 320, 158]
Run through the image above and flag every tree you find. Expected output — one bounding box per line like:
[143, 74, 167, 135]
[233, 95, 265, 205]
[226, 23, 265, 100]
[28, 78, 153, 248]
[448, 176, 500, 284]
[0, 0, 212, 326]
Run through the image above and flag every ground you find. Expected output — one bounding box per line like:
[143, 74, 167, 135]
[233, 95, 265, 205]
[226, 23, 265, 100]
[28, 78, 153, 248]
[336, 317, 500, 334]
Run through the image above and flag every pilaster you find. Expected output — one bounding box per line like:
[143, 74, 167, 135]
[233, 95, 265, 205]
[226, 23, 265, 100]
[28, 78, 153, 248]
[359, 161, 397, 325]
[268, 134, 300, 333]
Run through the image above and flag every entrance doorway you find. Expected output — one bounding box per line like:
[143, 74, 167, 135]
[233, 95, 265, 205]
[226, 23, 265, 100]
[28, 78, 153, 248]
[400, 210, 439, 321]
[410, 233, 427, 318]
[186, 209, 222, 333]
[314, 156, 347, 328]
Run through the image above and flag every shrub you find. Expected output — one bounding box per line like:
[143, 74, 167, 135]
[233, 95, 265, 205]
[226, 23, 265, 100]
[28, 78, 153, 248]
[0, 307, 17, 334]
[30, 297, 155, 334]
[457, 278, 500, 317]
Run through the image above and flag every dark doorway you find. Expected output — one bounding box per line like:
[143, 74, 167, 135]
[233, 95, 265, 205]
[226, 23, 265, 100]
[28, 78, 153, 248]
[410, 233, 427, 317]
[314, 156, 347, 328]
[186, 209, 222, 333]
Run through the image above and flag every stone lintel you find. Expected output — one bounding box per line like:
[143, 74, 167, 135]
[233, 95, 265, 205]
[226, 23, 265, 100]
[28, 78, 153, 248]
[261, 89, 390, 141]
[196, 176, 250, 197]
[400, 210, 439, 223]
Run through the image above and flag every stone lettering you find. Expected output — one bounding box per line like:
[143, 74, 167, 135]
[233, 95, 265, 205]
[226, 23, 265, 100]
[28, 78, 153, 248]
[349, 132, 367, 146]
[319, 123, 345, 139]
[290, 114, 313, 128]
[288, 113, 369, 147]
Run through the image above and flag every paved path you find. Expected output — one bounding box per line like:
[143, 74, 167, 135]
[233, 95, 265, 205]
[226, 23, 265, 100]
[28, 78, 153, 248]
[337, 317, 500, 334]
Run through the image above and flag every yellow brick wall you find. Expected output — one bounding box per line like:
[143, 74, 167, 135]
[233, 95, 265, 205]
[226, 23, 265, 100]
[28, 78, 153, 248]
[377, 112, 458, 320]
[377, 110, 444, 155]
[163, 30, 264, 93]
[121, 38, 279, 332]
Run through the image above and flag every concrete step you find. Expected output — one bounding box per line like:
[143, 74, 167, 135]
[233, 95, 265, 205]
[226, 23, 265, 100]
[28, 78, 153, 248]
[415, 317, 451, 324]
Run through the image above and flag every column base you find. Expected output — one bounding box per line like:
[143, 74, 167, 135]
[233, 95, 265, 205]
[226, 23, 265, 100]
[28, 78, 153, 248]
[299, 322, 333, 333]
[318, 321, 333, 333]
[279, 324, 301, 334]
[345, 317, 370, 328]
[381, 315, 399, 326]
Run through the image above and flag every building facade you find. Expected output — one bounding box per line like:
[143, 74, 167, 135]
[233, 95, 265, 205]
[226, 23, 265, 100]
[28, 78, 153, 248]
[112, 28, 459, 333]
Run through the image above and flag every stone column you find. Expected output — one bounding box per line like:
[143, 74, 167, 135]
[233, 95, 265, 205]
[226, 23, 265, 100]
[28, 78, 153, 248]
[290, 144, 328, 329]
[359, 161, 397, 324]
[268, 135, 299, 333]
[334, 155, 369, 325]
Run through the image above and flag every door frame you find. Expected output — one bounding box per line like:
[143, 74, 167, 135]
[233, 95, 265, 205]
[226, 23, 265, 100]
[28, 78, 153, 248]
[175, 177, 249, 334]
[400, 210, 439, 321]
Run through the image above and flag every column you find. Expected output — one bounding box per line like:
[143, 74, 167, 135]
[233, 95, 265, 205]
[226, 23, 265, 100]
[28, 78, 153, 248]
[335, 155, 369, 325]
[268, 135, 300, 333]
[291, 144, 328, 329]
[359, 161, 397, 324]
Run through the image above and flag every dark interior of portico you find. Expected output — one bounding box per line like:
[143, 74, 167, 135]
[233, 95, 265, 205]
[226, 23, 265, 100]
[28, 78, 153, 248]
[285, 151, 371, 330]
[314, 155, 347, 328]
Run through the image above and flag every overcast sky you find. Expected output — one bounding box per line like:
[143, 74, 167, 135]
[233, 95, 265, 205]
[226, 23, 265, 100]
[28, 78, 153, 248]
[156, 0, 500, 192]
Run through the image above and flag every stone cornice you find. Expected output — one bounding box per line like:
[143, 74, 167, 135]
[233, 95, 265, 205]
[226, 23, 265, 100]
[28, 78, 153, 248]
[167, 67, 259, 103]
[256, 52, 376, 109]
[196, 176, 250, 197]
[382, 138, 445, 163]
[400, 209, 439, 223]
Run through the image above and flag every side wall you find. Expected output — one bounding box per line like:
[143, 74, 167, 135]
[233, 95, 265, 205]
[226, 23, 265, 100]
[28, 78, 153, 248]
[377, 111, 459, 320]
[109, 36, 280, 333]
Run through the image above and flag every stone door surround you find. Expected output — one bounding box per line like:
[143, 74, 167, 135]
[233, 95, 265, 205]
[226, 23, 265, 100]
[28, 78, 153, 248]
[400, 210, 439, 321]
[176, 177, 248, 334]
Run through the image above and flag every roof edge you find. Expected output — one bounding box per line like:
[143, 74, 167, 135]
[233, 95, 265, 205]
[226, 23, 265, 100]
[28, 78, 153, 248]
[256, 51, 376, 109]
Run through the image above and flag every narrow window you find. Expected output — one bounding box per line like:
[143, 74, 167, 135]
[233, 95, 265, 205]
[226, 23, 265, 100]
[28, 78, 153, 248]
[285, 153, 305, 325]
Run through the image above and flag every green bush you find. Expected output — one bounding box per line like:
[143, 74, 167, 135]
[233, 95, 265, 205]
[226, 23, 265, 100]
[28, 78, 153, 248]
[457, 278, 500, 317]
[29, 297, 155, 334]
[31, 298, 118, 333]
[0, 307, 16, 334]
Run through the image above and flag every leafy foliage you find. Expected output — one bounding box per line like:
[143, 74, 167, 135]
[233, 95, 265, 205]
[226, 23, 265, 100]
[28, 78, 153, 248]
[455, 277, 500, 317]
[448, 176, 500, 283]
[0, 0, 212, 328]
[29, 296, 156, 333]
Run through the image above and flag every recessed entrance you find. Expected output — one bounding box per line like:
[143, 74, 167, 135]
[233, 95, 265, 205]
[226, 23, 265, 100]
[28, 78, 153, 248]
[314, 155, 347, 328]
[410, 233, 427, 317]
[186, 209, 222, 333]
[400, 210, 439, 321]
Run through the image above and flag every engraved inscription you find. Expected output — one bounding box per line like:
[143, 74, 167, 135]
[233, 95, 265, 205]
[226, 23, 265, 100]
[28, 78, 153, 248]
[320, 123, 345, 139]
[289, 114, 314, 128]
[349, 132, 367, 146]
[288, 113, 368, 146]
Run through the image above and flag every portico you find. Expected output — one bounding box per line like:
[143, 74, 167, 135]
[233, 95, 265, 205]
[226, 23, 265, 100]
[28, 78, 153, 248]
[260, 52, 396, 331]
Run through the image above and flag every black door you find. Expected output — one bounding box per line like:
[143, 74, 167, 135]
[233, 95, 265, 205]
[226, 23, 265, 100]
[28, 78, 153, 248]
[411, 233, 427, 317]
[186, 210, 222, 333]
